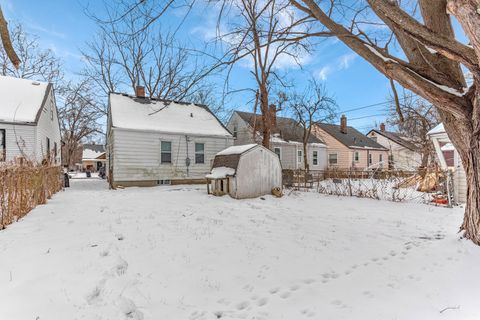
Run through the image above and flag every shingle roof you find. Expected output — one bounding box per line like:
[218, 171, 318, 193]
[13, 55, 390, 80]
[109, 93, 232, 137]
[235, 111, 324, 144]
[316, 123, 388, 150]
[368, 129, 419, 151]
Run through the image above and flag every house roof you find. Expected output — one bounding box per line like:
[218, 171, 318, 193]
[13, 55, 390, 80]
[0, 76, 51, 123]
[316, 123, 388, 150]
[109, 93, 232, 137]
[234, 111, 325, 144]
[368, 129, 419, 151]
[82, 144, 106, 160]
[427, 123, 445, 135]
[212, 144, 258, 171]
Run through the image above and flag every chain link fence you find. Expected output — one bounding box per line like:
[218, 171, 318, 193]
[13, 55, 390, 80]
[283, 168, 453, 205]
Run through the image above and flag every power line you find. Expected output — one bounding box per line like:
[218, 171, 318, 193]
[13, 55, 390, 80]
[334, 96, 408, 116]
[348, 113, 390, 121]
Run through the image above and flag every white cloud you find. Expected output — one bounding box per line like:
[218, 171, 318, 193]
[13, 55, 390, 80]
[318, 66, 331, 80]
[338, 53, 356, 70]
[316, 52, 357, 81]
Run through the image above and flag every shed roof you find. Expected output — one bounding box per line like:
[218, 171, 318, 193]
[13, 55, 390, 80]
[368, 129, 419, 151]
[109, 93, 232, 137]
[235, 111, 324, 144]
[316, 123, 388, 150]
[0, 76, 51, 123]
[212, 144, 259, 171]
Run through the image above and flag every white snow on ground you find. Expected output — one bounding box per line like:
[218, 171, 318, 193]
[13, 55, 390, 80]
[0, 180, 479, 320]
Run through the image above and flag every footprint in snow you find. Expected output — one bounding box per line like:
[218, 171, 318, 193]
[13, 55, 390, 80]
[85, 279, 106, 305]
[115, 233, 125, 241]
[117, 297, 143, 320]
[303, 279, 315, 284]
[257, 297, 268, 306]
[290, 284, 301, 291]
[269, 287, 280, 294]
[301, 309, 316, 317]
[280, 291, 291, 299]
[236, 301, 250, 310]
[115, 257, 128, 276]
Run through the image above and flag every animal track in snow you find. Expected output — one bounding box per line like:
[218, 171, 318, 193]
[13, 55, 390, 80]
[269, 287, 280, 294]
[236, 301, 250, 310]
[290, 284, 301, 291]
[279, 291, 291, 299]
[257, 297, 268, 306]
[303, 278, 315, 284]
[85, 279, 106, 305]
[117, 297, 143, 320]
[301, 309, 316, 317]
[115, 257, 128, 276]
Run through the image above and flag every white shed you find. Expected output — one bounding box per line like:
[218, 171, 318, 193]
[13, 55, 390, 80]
[0, 76, 61, 164]
[428, 123, 467, 203]
[206, 144, 282, 199]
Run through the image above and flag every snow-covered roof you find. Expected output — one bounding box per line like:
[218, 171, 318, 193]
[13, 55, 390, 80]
[205, 166, 236, 179]
[82, 144, 106, 160]
[428, 123, 445, 135]
[0, 76, 50, 123]
[216, 144, 258, 156]
[109, 93, 231, 137]
[441, 143, 455, 151]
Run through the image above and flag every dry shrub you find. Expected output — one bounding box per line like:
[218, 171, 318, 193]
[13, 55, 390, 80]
[0, 161, 62, 229]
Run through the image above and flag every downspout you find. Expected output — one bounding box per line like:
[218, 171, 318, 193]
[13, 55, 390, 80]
[185, 135, 190, 177]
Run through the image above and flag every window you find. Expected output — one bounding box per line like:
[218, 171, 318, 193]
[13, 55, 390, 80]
[195, 143, 205, 164]
[368, 153, 372, 165]
[379, 154, 383, 168]
[274, 147, 281, 159]
[233, 125, 238, 138]
[50, 104, 54, 121]
[54, 142, 58, 163]
[354, 151, 359, 162]
[297, 150, 303, 163]
[0, 129, 5, 161]
[161, 141, 172, 163]
[329, 153, 337, 165]
[46, 137, 51, 159]
[370, 136, 377, 142]
[312, 151, 318, 165]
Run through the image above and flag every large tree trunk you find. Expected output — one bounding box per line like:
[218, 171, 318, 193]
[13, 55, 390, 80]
[259, 86, 271, 149]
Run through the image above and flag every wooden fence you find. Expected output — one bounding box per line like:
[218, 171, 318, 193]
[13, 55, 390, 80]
[0, 164, 63, 229]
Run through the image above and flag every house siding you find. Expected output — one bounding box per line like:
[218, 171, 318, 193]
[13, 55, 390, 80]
[227, 112, 327, 170]
[35, 88, 61, 164]
[111, 128, 233, 182]
[313, 126, 388, 169]
[367, 131, 421, 169]
[0, 123, 36, 161]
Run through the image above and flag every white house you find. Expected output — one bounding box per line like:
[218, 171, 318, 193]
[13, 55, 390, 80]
[428, 123, 467, 203]
[107, 88, 234, 187]
[226, 111, 327, 171]
[367, 123, 422, 170]
[206, 144, 282, 199]
[0, 76, 61, 164]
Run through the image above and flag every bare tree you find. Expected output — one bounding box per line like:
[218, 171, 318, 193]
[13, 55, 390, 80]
[288, 79, 336, 172]
[0, 6, 20, 68]
[210, 0, 327, 148]
[81, 3, 213, 116]
[387, 92, 439, 168]
[288, 0, 480, 244]
[0, 23, 62, 84]
[57, 80, 103, 169]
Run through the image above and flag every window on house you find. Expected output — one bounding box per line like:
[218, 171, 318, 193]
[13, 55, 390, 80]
[50, 104, 54, 121]
[54, 142, 57, 163]
[274, 147, 281, 159]
[195, 143, 205, 164]
[313, 151, 318, 165]
[368, 153, 372, 165]
[233, 125, 238, 138]
[354, 151, 359, 162]
[0, 129, 5, 161]
[370, 136, 377, 142]
[161, 141, 172, 163]
[297, 150, 303, 163]
[329, 153, 337, 165]
[46, 137, 51, 159]
[379, 154, 383, 168]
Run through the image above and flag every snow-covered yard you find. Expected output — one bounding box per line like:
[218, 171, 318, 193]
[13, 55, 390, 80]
[0, 179, 479, 320]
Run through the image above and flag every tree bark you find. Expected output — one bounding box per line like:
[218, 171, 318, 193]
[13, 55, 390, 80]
[0, 7, 20, 68]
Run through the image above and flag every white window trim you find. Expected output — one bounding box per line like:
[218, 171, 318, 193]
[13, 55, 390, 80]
[161, 141, 172, 164]
[195, 142, 205, 164]
[312, 150, 318, 166]
[297, 149, 303, 163]
[328, 153, 338, 165]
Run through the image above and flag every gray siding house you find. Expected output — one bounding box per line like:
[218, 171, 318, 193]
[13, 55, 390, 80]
[107, 88, 233, 187]
[0, 76, 61, 164]
[226, 111, 328, 171]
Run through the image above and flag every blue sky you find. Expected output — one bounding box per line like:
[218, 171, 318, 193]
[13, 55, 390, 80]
[1, 0, 401, 132]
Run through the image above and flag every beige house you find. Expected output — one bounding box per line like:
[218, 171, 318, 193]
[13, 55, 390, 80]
[313, 115, 388, 170]
[367, 123, 422, 170]
[82, 144, 106, 172]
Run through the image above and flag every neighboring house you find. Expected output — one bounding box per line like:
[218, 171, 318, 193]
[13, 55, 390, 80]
[82, 143, 106, 172]
[0, 76, 61, 164]
[366, 123, 422, 170]
[428, 123, 466, 203]
[206, 144, 282, 199]
[226, 111, 328, 171]
[313, 115, 388, 169]
[107, 87, 234, 187]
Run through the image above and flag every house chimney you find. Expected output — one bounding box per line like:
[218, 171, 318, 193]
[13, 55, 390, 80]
[380, 123, 386, 132]
[135, 85, 145, 98]
[340, 114, 347, 134]
[270, 104, 277, 127]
